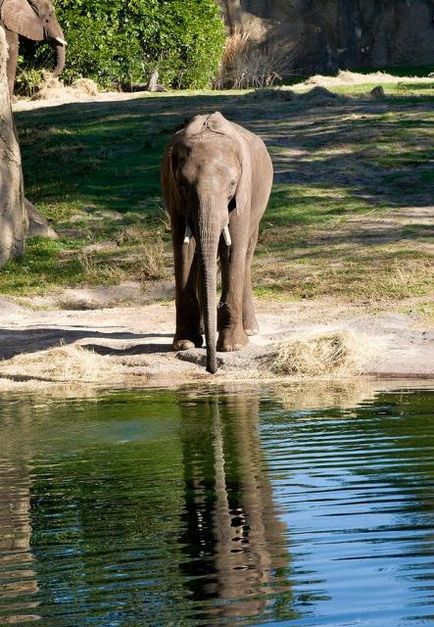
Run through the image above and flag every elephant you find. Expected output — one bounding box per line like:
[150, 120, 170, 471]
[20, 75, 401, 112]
[0, 0, 66, 95]
[161, 112, 273, 374]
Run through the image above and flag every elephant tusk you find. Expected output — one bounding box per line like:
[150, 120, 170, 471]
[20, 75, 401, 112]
[183, 226, 193, 245]
[55, 38, 67, 46]
[223, 225, 232, 246]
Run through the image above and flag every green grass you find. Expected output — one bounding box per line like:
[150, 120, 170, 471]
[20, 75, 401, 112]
[5, 83, 433, 304]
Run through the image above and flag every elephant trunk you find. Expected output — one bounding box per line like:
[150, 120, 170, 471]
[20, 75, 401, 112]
[45, 20, 67, 78]
[196, 199, 221, 375]
[51, 40, 66, 78]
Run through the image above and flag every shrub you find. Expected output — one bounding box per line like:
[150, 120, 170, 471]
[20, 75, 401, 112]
[20, 0, 226, 89]
[14, 67, 46, 96]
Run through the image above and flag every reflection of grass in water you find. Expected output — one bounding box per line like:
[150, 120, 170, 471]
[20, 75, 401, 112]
[272, 379, 382, 411]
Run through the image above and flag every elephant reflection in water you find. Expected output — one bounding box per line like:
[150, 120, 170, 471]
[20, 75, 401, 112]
[178, 389, 290, 620]
[0, 404, 40, 623]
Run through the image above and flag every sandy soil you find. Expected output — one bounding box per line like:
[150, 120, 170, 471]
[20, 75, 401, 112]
[0, 293, 432, 392]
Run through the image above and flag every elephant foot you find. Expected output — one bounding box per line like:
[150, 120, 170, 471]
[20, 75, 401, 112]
[243, 311, 259, 336]
[217, 329, 249, 352]
[244, 326, 259, 336]
[173, 335, 203, 351]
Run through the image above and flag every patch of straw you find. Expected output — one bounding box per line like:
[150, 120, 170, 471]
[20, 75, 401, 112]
[0, 344, 116, 383]
[304, 69, 434, 88]
[270, 331, 371, 378]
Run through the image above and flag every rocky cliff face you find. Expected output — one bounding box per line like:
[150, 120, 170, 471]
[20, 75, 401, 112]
[219, 0, 434, 74]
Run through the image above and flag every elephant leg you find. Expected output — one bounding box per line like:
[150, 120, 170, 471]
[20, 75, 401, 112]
[217, 235, 249, 352]
[5, 30, 19, 96]
[172, 217, 202, 351]
[243, 227, 259, 336]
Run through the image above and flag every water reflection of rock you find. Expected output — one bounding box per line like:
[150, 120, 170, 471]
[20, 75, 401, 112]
[0, 405, 40, 623]
[178, 390, 290, 621]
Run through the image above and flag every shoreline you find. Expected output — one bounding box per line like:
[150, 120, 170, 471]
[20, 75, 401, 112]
[0, 296, 432, 394]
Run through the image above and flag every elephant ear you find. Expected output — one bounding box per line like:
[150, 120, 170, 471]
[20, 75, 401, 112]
[161, 142, 185, 220]
[1, 0, 44, 41]
[234, 132, 252, 216]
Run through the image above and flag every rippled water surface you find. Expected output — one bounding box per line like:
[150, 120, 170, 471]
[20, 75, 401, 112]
[0, 385, 434, 625]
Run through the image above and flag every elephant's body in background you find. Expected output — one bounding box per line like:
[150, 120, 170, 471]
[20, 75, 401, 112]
[161, 112, 273, 374]
[0, 0, 66, 95]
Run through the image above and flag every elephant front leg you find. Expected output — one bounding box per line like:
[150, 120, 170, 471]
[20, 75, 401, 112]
[217, 242, 249, 352]
[172, 220, 203, 351]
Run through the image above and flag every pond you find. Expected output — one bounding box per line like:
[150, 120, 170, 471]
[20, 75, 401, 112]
[0, 383, 433, 625]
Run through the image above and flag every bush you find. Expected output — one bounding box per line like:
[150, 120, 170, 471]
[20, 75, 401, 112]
[20, 0, 226, 89]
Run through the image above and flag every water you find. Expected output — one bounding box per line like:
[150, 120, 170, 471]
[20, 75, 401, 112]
[0, 384, 433, 626]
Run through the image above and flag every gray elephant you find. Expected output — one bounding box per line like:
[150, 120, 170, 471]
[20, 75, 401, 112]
[161, 112, 273, 374]
[0, 0, 66, 95]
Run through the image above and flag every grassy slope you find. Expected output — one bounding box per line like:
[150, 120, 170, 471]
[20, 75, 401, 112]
[4, 82, 434, 316]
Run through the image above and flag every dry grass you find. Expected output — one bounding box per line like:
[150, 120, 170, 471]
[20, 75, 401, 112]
[0, 344, 116, 383]
[304, 70, 434, 88]
[31, 75, 100, 102]
[217, 26, 293, 89]
[270, 331, 373, 378]
[133, 241, 166, 280]
[116, 228, 167, 281]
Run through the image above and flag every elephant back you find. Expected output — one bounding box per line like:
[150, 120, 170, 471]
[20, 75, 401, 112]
[181, 112, 234, 140]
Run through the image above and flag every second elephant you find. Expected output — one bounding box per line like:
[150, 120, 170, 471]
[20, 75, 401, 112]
[0, 0, 66, 95]
[161, 112, 273, 374]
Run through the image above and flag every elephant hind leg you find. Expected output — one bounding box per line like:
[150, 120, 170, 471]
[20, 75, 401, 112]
[217, 239, 249, 352]
[242, 228, 259, 336]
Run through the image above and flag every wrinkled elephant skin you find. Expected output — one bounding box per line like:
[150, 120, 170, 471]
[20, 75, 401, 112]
[161, 112, 273, 374]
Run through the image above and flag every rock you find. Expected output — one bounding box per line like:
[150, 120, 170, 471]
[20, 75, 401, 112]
[25, 199, 58, 239]
[370, 85, 385, 98]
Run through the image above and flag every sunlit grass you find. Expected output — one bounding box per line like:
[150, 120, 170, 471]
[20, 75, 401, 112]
[6, 84, 433, 304]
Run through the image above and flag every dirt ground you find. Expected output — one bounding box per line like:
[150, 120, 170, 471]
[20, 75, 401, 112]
[13, 70, 434, 112]
[5, 74, 433, 393]
[0, 290, 433, 392]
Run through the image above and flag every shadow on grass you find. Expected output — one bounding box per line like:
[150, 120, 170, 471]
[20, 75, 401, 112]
[15, 89, 434, 239]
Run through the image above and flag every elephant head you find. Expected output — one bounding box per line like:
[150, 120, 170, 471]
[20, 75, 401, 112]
[164, 113, 252, 374]
[1, 0, 66, 77]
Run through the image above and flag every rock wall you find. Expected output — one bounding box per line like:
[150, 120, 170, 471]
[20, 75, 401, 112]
[219, 0, 434, 74]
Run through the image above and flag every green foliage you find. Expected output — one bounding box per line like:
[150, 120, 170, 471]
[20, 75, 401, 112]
[24, 0, 226, 89]
[14, 66, 45, 96]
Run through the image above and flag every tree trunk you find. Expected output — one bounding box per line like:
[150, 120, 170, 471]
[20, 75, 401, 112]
[0, 26, 28, 268]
